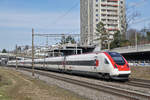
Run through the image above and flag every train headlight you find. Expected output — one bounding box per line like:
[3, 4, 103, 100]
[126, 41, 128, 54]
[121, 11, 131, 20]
[127, 64, 130, 68]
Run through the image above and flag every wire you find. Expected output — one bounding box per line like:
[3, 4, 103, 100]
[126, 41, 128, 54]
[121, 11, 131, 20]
[129, 0, 148, 8]
[131, 17, 150, 25]
[51, 0, 79, 25]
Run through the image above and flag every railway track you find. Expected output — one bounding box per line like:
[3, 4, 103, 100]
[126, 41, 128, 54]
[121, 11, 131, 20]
[126, 79, 150, 89]
[21, 68, 150, 100]
[130, 78, 150, 83]
[7, 66, 150, 89]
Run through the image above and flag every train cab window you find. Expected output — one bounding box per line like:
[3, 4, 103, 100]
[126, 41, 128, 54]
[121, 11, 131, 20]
[105, 59, 109, 64]
[108, 52, 125, 65]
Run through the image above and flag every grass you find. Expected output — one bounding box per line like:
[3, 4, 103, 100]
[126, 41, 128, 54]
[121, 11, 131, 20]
[130, 66, 150, 80]
[0, 67, 86, 100]
[1, 66, 149, 100]
[0, 70, 12, 100]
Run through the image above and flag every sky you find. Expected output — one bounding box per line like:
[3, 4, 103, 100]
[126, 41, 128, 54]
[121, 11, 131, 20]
[0, 0, 150, 51]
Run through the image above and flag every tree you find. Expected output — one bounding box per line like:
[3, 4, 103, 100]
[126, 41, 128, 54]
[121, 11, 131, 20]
[60, 35, 76, 44]
[126, 28, 145, 46]
[60, 36, 66, 44]
[139, 27, 150, 44]
[122, 4, 140, 39]
[65, 35, 76, 44]
[17, 46, 21, 53]
[120, 40, 130, 47]
[2, 49, 7, 53]
[110, 31, 130, 49]
[127, 29, 137, 45]
[24, 45, 29, 50]
[96, 22, 110, 50]
[147, 31, 150, 41]
[110, 31, 122, 49]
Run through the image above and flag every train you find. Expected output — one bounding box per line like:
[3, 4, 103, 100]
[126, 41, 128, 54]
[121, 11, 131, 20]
[7, 52, 131, 80]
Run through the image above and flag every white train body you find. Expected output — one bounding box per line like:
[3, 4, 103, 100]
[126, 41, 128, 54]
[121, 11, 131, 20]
[7, 52, 131, 80]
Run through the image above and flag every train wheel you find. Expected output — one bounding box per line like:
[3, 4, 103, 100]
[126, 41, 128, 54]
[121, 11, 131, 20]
[97, 74, 103, 80]
[59, 69, 63, 73]
[104, 74, 111, 81]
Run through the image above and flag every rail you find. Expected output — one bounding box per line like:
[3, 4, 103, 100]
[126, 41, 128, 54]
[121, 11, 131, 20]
[21, 68, 150, 100]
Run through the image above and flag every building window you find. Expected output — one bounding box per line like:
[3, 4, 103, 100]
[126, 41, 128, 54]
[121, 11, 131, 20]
[120, 1, 123, 4]
[96, 19, 99, 22]
[96, 9, 98, 12]
[101, 14, 106, 17]
[101, 9, 106, 12]
[96, 24, 99, 27]
[96, 14, 99, 17]
[102, 19, 106, 21]
[96, 0, 98, 2]
[101, 0, 106, 2]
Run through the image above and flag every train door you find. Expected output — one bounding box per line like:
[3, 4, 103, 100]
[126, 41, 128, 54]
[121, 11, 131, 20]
[103, 58, 110, 73]
[43, 57, 47, 68]
[62, 56, 66, 71]
[96, 55, 104, 72]
[93, 54, 104, 72]
[93, 56, 98, 72]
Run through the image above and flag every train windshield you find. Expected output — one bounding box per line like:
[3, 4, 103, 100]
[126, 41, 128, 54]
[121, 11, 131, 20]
[108, 52, 125, 65]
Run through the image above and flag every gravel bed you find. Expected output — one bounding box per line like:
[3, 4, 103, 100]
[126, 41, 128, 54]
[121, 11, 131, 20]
[50, 71, 150, 94]
[21, 68, 150, 94]
[5, 67, 150, 100]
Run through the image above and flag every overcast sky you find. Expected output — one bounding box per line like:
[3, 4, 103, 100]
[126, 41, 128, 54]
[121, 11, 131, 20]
[0, 0, 150, 51]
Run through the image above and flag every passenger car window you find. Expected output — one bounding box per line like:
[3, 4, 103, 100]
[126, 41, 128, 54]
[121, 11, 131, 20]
[105, 59, 109, 64]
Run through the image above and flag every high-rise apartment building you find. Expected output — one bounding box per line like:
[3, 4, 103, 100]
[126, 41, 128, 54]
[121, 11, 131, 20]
[80, 0, 126, 46]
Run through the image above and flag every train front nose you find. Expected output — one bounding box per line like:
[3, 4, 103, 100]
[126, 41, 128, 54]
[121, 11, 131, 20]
[112, 64, 131, 79]
[106, 52, 131, 80]
[116, 64, 130, 71]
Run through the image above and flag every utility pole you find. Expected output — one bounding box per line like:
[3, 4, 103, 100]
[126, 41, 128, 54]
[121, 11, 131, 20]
[107, 30, 110, 51]
[46, 36, 48, 48]
[135, 31, 138, 51]
[88, 0, 90, 45]
[43, 51, 46, 67]
[108, 40, 110, 51]
[16, 45, 18, 70]
[76, 43, 78, 54]
[32, 28, 35, 76]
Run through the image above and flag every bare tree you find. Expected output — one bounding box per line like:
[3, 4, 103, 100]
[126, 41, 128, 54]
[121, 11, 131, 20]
[126, 9, 140, 30]
[122, 4, 141, 39]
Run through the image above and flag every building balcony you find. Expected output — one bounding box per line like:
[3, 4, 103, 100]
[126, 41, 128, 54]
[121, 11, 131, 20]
[101, 6, 118, 10]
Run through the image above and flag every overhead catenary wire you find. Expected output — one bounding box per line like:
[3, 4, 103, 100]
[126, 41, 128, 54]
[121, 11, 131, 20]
[130, 17, 150, 25]
[127, 0, 148, 25]
[33, 0, 80, 46]
[51, 0, 80, 25]
[129, 0, 148, 8]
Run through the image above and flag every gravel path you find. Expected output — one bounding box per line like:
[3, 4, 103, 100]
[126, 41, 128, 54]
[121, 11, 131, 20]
[18, 70, 125, 100]
[21, 68, 150, 94]
[6, 67, 150, 100]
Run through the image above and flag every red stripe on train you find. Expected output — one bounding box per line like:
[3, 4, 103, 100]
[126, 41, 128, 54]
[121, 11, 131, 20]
[96, 60, 99, 67]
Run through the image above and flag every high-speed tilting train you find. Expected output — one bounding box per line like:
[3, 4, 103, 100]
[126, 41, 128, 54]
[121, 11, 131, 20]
[7, 52, 131, 80]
